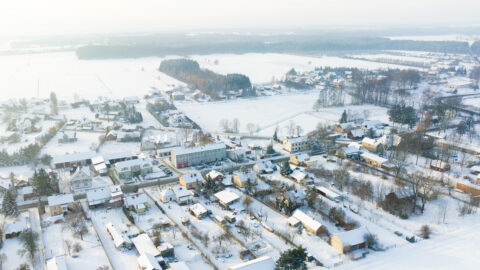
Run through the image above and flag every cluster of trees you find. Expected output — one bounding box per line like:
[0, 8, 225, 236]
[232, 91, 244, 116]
[219, 118, 240, 133]
[159, 59, 251, 99]
[388, 104, 417, 128]
[31, 168, 59, 196]
[351, 69, 420, 106]
[122, 104, 143, 123]
[313, 87, 345, 109]
[275, 246, 307, 270]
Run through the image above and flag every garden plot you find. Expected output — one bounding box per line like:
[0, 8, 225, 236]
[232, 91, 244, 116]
[129, 195, 213, 270]
[42, 215, 111, 270]
[190, 53, 417, 84]
[0, 237, 24, 270]
[0, 119, 59, 154]
[40, 131, 100, 156]
[147, 189, 246, 269]
[197, 193, 293, 261]
[90, 208, 141, 270]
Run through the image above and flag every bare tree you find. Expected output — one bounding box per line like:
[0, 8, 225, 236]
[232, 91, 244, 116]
[0, 253, 6, 270]
[296, 125, 303, 137]
[246, 123, 256, 135]
[286, 120, 296, 137]
[64, 211, 89, 240]
[181, 128, 193, 143]
[232, 118, 240, 133]
[18, 230, 39, 268]
[219, 119, 230, 132]
[65, 239, 73, 255]
[437, 201, 448, 224]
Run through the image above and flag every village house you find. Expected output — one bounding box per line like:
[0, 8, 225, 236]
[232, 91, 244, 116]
[189, 203, 208, 219]
[253, 160, 275, 174]
[19, 186, 36, 201]
[103, 151, 137, 165]
[329, 227, 370, 259]
[206, 170, 224, 181]
[291, 209, 325, 235]
[171, 143, 226, 168]
[109, 185, 124, 208]
[214, 190, 240, 207]
[179, 171, 205, 189]
[430, 160, 450, 172]
[233, 172, 258, 188]
[160, 188, 176, 203]
[289, 153, 310, 166]
[347, 114, 364, 124]
[362, 137, 383, 153]
[105, 130, 118, 141]
[336, 122, 358, 133]
[378, 134, 402, 149]
[158, 242, 175, 257]
[361, 152, 392, 170]
[289, 170, 309, 185]
[132, 233, 166, 269]
[86, 187, 111, 209]
[336, 146, 360, 160]
[117, 131, 141, 142]
[124, 193, 149, 213]
[91, 155, 108, 176]
[47, 194, 75, 216]
[115, 158, 153, 179]
[283, 136, 309, 152]
[450, 178, 480, 196]
[69, 166, 92, 191]
[173, 186, 194, 205]
[347, 129, 365, 140]
[4, 219, 28, 238]
[106, 222, 132, 250]
[51, 151, 97, 169]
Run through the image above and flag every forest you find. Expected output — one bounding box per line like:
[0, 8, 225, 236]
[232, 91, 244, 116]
[158, 59, 252, 99]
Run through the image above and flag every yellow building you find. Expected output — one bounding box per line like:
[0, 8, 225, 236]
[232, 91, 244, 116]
[233, 173, 258, 188]
[47, 194, 75, 216]
[179, 171, 205, 189]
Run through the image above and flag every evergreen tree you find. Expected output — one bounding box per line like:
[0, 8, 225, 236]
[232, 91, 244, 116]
[1, 189, 18, 217]
[266, 144, 275, 154]
[50, 92, 58, 115]
[31, 169, 58, 196]
[280, 160, 293, 176]
[339, 110, 348, 123]
[273, 127, 279, 142]
[275, 246, 307, 270]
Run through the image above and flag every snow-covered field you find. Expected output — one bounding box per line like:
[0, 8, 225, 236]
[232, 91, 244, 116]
[191, 53, 419, 83]
[0, 51, 185, 101]
[176, 92, 390, 136]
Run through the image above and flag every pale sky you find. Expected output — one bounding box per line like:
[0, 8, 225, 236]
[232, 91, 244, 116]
[1, 0, 480, 38]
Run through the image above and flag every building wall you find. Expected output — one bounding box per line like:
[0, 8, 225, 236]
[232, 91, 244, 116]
[329, 235, 344, 254]
[172, 147, 226, 168]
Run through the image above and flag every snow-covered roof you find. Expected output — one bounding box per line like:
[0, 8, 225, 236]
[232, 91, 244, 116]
[341, 146, 360, 155]
[46, 256, 67, 270]
[106, 222, 127, 248]
[86, 187, 111, 206]
[349, 129, 364, 137]
[4, 219, 28, 234]
[189, 203, 207, 217]
[137, 253, 161, 270]
[181, 172, 204, 184]
[335, 227, 369, 247]
[47, 194, 74, 206]
[292, 210, 322, 232]
[103, 151, 137, 161]
[362, 137, 380, 145]
[132, 233, 160, 257]
[228, 256, 275, 270]
[174, 186, 192, 198]
[173, 143, 226, 156]
[295, 153, 310, 162]
[160, 188, 175, 199]
[206, 170, 224, 180]
[431, 159, 449, 169]
[115, 158, 152, 169]
[235, 172, 257, 182]
[286, 136, 308, 144]
[71, 166, 91, 180]
[169, 261, 190, 270]
[51, 151, 97, 165]
[290, 170, 307, 181]
[338, 122, 357, 129]
[255, 161, 274, 172]
[287, 216, 301, 226]
[109, 185, 123, 197]
[361, 152, 388, 164]
[124, 193, 148, 207]
[316, 186, 342, 199]
[214, 190, 240, 205]
[91, 155, 105, 165]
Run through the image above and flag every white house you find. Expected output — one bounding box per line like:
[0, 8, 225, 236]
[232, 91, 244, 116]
[160, 188, 176, 203]
[70, 167, 92, 191]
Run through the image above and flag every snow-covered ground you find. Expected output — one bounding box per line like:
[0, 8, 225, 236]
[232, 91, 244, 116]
[176, 92, 389, 136]
[0, 51, 185, 101]
[191, 53, 420, 83]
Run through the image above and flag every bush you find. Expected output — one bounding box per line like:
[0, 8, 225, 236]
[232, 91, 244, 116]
[420, 225, 431, 239]
[122, 206, 134, 223]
